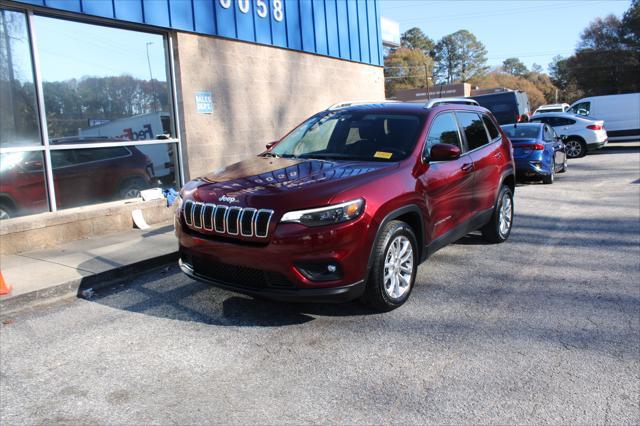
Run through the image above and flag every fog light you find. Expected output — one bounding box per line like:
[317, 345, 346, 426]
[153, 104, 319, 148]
[295, 262, 342, 282]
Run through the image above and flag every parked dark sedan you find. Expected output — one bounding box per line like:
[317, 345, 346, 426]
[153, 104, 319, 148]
[501, 123, 567, 184]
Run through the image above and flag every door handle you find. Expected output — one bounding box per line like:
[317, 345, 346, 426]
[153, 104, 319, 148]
[461, 163, 473, 173]
[493, 152, 503, 159]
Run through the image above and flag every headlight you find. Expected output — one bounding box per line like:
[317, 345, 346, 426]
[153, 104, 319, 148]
[280, 199, 364, 227]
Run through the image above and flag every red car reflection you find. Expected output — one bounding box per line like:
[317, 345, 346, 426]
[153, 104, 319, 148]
[0, 138, 154, 219]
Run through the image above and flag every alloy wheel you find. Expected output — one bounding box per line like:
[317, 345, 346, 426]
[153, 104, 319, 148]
[123, 188, 141, 199]
[565, 140, 583, 158]
[0, 208, 10, 220]
[383, 235, 414, 300]
[498, 192, 513, 237]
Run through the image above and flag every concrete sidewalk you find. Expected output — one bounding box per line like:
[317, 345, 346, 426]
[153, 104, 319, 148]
[0, 222, 178, 316]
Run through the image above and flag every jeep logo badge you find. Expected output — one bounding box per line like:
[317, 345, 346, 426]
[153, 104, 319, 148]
[218, 195, 238, 203]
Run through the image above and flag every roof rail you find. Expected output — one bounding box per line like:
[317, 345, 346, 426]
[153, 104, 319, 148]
[423, 97, 479, 109]
[326, 100, 399, 110]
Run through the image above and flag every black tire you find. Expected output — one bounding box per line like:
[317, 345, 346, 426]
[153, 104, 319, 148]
[542, 168, 554, 184]
[361, 220, 418, 312]
[0, 202, 13, 220]
[565, 139, 586, 159]
[118, 177, 148, 199]
[481, 185, 514, 243]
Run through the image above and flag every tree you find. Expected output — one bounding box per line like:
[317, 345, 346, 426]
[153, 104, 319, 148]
[549, 1, 640, 99]
[530, 63, 543, 74]
[434, 30, 488, 84]
[621, 0, 640, 49]
[384, 48, 433, 98]
[578, 15, 624, 50]
[548, 55, 583, 102]
[469, 72, 548, 111]
[400, 27, 435, 56]
[502, 57, 528, 76]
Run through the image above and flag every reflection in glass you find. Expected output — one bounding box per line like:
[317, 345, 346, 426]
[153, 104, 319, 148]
[50, 143, 177, 210]
[0, 9, 41, 148]
[33, 16, 172, 142]
[0, 151, 48, 219]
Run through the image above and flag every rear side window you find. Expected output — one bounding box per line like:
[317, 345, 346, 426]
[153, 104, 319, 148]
[556, 117, 576, 126]
[424, 113, 462, 156]
[543, 126, 555, 141]
[456, 112, 489, 151]
[482, 115, 500, 140]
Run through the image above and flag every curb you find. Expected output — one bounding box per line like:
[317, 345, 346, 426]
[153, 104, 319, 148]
[0, 251, 179, 318]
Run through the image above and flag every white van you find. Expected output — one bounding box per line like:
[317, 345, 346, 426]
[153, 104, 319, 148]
[567, 93, 640, 142]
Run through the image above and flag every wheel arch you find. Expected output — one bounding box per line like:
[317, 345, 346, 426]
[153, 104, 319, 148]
[566, 135, 586, 143]
[367, 204, 425, 271]
[0, 193, 17, 211]
[500, 172, 516, 197]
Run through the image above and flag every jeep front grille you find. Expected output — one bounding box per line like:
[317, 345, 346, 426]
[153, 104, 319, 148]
[183, 200, 274, 238]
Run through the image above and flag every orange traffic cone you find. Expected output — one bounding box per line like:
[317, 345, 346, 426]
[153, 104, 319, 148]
[0, 271, 12, 296]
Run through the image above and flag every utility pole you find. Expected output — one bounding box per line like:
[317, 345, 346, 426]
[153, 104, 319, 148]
[146, 41, 158, 112]
[424, 62, 430, 100]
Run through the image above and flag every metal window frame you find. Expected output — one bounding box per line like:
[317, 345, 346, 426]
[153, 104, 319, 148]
[0, 3, 184, 215]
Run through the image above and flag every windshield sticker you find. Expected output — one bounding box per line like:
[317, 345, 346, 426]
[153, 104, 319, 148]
[374, 151, 393, 159]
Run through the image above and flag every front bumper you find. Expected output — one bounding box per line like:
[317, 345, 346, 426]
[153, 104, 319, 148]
[176, 211, 372, 302]
[180, 259, 365, 303]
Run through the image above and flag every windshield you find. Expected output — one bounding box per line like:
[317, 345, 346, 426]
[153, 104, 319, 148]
[270, 112, 423, 162]
[537, 108, 561, 113]
[501, 125, 540, 139]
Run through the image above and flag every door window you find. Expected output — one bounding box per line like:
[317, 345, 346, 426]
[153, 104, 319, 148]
[543, 126, 555, 142]
[569, 102, 591, 116]
[456, 112, 489, 151]
[482, 115, 500, 140]
[423, 113, 462, 158]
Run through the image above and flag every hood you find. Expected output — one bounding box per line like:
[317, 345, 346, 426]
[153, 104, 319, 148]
[182, 156, 398, 209]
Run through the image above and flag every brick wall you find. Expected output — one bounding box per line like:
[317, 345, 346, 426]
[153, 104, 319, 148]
[173, 32, 385, 180]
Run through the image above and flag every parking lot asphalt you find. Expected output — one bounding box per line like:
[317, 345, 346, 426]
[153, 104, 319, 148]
[1, 143, 639, 425]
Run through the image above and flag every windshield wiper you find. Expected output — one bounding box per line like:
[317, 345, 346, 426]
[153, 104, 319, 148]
[299, 153, 355, 160]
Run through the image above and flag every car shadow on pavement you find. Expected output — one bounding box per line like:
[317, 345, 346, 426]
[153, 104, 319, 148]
[87, 265, 377, 327]
[588, 144, 639, 155]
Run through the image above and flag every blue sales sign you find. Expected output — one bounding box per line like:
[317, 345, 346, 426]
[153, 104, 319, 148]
[195, 92, 213, 114]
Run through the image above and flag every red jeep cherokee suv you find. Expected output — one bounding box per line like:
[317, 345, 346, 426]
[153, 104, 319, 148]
[176, 101, 515, 311]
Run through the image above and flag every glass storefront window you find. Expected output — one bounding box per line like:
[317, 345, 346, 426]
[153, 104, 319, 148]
[0, 151, 48, 218]
[33, 16, 173, 143]
[0, 9, 41, 148]
[50, 143, 177, 210]
[1, 7, 181, 220]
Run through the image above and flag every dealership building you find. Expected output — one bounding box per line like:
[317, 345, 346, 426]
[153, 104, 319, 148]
[0, 0, 386, 253]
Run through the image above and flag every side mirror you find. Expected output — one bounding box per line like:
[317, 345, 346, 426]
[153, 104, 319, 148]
[265, 141, 277, 150]
[429, 143, 461, 161]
